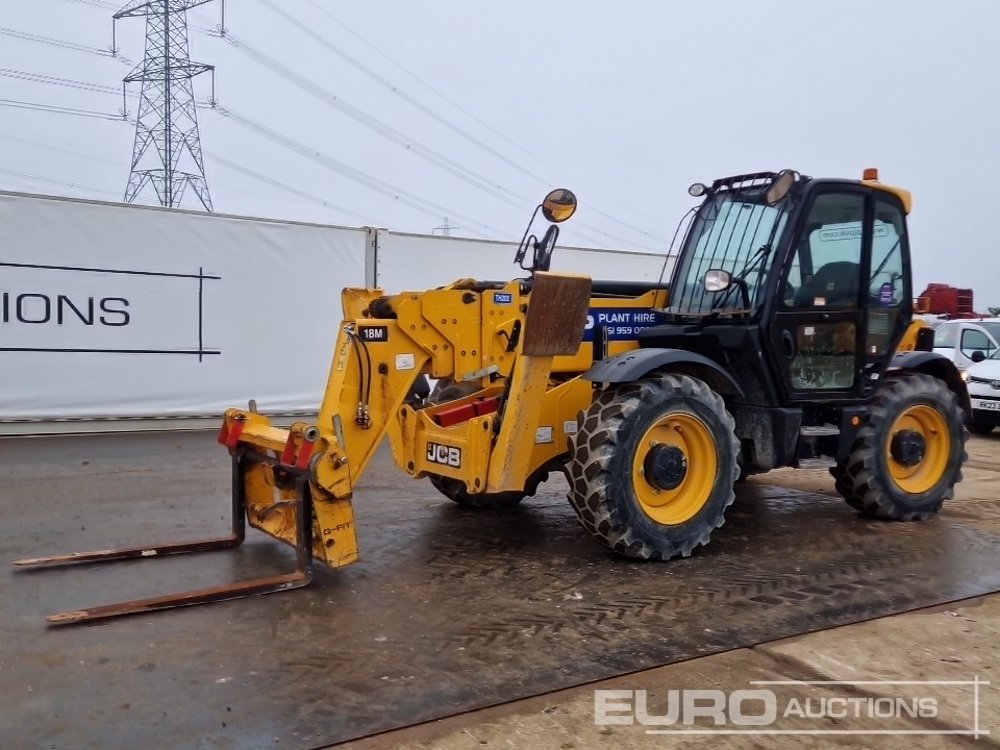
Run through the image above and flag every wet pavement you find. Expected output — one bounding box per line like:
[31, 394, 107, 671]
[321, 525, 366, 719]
[2, 431, 999, 750]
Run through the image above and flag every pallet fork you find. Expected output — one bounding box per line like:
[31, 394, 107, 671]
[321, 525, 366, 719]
[13, 449, 315, 626]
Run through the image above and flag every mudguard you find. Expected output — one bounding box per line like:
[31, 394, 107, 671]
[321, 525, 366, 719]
[887, 350, 971, 414]
[582, 348, 743, 396]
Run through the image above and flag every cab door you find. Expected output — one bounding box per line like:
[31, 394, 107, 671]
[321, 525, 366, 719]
[860, 193, 913, 378]
[767, 188, 870, 401]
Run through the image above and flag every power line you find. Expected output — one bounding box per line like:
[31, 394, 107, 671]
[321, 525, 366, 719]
[206, 103, 626, 248]
[254, 0, 548, 197]
[0, 178, 45, 193]
[210, 104, 502, 236]
[205, 151, 376, 224]
[57, 0, 120, 10]
[214, 32, 653, 249]
[0, 131, 351, 214]
[210, 103, 499, 233]
[0, 167, 121, 198]
[0, 133, 123, 168]
[0, 68, 120, 95]
[300, 0, 670, 239]
[0, 97, 124, 120]
[218, 32, 524, 211]
[0, 26, 132, 65]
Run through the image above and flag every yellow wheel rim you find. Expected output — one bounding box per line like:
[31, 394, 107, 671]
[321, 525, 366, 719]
[886, 404, 950, 494]
[631, 412, 717, 525]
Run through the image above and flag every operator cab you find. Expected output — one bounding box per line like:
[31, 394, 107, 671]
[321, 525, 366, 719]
[642, 168, 914, 405]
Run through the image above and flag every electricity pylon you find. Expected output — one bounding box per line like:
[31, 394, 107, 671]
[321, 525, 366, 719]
[114, 0, 218, 210]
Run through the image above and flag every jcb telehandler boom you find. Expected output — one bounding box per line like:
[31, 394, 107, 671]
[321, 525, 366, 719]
[19, 172, 969, 626]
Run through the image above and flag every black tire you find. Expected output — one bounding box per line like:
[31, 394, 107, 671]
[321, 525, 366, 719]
[425, 380, 546, 509]
[968, 422, 995, 436]
[831, 373, 967, 520]
[565, 373, 740, 560]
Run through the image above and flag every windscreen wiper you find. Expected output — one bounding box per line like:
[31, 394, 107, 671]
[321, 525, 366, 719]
[711, 242, 772, 311]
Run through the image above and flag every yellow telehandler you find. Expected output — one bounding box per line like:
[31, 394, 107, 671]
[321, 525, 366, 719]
[19, 170, 969, 625]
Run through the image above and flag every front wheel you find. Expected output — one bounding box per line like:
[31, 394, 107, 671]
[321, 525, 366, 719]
[566, 373, 740, 560]
[832, 373, 967, 520]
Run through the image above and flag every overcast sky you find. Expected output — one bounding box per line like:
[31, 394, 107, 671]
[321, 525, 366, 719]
[2, 0, 999, 307]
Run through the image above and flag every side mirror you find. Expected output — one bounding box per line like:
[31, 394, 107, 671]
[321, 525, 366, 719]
[515, 188, 578, 273]
[704, 269, 732, 293]
[971, 350, 987, 363]
[541, 188, 577, 223]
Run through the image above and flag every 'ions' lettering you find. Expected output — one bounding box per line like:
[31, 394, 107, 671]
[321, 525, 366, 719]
[1, 293, 130, 326]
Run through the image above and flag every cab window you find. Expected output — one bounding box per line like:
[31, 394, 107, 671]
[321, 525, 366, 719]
[933, 323, 958, 349]
[867, 199, 907, 306]
[865, 196, 909, 356]
[783, 192, 864, 309]
[961, 328, 996, 359]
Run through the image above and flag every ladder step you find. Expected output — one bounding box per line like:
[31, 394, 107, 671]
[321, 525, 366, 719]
[800, 424, 840, 437]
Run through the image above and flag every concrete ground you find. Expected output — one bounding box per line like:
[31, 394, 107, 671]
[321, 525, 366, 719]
[2, 430, 998, 749]
[341, 432, 1000, 750]
[341, 595, 996, 750]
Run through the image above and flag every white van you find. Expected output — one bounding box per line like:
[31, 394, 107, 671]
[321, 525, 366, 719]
[931, 319, 1000, 371]
[965, 349, 1000, 434]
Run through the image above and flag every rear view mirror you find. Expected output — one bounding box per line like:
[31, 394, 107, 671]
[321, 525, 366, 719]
[541, 189, 578, 223]
[704, 269, 732, 293]
[515, 188, 578, 273]
[971, 350, 987, 363]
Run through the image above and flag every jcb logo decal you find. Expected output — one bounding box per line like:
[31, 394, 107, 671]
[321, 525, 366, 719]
[427, 442, 462, 468]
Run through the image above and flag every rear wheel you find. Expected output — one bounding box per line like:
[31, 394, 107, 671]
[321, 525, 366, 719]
[831, 373, 967, 520]
[425, 380, 546, 509]
[566, 373, 740, 560]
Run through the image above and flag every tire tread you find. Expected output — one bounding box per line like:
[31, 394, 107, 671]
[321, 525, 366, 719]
[566, 373, 739, 560]
[830, 373, 967, 520]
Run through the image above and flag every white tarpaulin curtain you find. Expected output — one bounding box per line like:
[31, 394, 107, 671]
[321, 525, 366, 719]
[0, 192, 367, 420]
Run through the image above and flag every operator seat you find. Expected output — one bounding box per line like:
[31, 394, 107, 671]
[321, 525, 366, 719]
[793, 261, 859, 307]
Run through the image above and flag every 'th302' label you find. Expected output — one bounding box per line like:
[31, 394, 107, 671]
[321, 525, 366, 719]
[493, 292, 513, 304]
[426, 442, 462, 468]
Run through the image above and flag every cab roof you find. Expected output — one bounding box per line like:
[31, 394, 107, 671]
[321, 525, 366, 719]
[708, 169, 912, 215]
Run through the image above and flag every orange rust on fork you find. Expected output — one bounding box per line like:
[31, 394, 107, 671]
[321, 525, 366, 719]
[12, 450, 316, 626]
